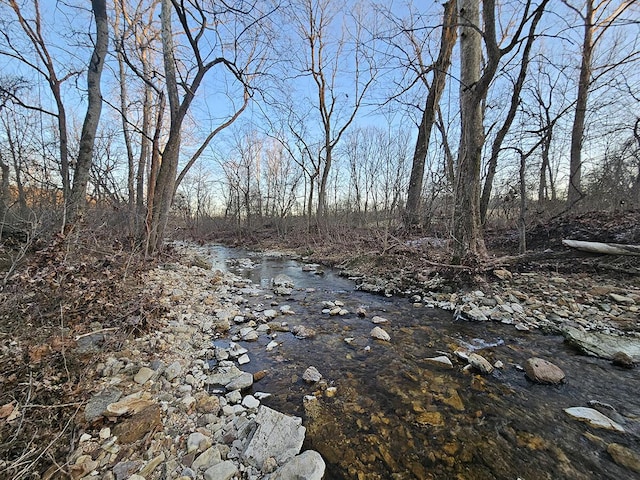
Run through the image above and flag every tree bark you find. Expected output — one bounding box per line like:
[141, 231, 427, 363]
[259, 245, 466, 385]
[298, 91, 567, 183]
[68, 0, 109, 222]
[567, 0, 594, 207]
[452, 0, 487, 264]
[404, 0, 457, 228]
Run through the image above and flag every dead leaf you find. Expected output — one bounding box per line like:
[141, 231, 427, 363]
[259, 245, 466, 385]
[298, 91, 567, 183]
[0, 402, 15, 418]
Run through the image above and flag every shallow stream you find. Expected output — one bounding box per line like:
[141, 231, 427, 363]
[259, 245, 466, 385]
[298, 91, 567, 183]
[206, 245, 640, 480]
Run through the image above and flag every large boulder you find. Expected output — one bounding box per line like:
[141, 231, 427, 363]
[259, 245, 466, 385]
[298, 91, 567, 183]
[243, 406, 306, 468]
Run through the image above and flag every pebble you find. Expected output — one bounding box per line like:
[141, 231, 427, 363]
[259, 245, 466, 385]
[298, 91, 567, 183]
[468, 353, 494, 374]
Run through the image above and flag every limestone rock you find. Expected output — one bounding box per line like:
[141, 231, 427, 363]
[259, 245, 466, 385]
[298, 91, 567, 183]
[225, 372, 254, 391]
[302, 366, 322, 383]
[370, 326, 391, 342]
[165, 361, 182, 381]
[242, 406, 306, 468]
[564, 407, 625, 432]
[272, 450, 326, 480]
[563, 327, 640, 362]
[192, 446, 222, 471]
[468, 353, 494, 374]
[425, 355, 453, 368]
[524, 358, 565, 384]
[203, 460, 238, 480]
[134, 367, 155, 384]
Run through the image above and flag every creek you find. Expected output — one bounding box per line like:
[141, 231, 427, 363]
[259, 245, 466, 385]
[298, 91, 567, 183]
[206, 244, 640, 480]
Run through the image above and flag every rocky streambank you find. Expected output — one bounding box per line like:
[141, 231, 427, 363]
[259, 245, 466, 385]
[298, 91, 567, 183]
[65, 241, 640, 480]
[350, 266, 640, 364]
[71, 255, 326, 480]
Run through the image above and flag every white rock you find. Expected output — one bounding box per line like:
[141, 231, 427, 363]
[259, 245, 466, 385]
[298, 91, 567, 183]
[242, 395, 260, 409]
[425, 355, 453, 368]
[371, 316, 389, 324]
[564, 407, 625, 432]
[272, 450, 326, 480]
[468, 353, 494, 374]
[370, 326, 391, 341]
[302, 366, 323, 383]
[238, 354, 250, 365]
[266, 341, 279, 351]
[204, 460, 238, 480]
[192, 446, 222, 471]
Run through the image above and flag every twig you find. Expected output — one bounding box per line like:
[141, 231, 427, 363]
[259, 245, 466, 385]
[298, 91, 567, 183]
[22, 402, 83, 409]
[74, 327, 118, 341]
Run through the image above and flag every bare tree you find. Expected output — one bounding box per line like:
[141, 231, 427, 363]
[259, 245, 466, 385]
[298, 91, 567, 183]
[479, 0, 549, 224]
[564, 0, 636, 207]
[453, 0, 545, 263]
[286, 0, 378, 228]
[402, 0, 457, 228]
[0, 0, 81, 202]
[145, 0, 270, 254]
[68, 0, 109, 222]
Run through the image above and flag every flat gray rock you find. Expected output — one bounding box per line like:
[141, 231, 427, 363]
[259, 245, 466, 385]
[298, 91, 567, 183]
[85, 388, 122, 422]
[243, 406, 305, 468]
[563, 327, 640, 361]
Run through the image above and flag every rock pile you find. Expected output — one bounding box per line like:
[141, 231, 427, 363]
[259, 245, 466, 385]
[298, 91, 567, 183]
[73, 255, 324, 480]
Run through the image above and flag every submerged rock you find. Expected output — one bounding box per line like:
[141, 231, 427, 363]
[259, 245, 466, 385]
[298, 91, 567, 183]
[607, 443, 640, 473]
[302, 366, 323, 383]
[524, 358, 565, 384]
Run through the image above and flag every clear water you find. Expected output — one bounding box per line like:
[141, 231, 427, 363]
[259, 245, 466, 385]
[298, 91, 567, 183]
[206, 244, 640, 480]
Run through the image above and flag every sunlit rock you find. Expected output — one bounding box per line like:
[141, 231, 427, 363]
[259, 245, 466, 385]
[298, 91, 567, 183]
[468, 353, 494, 374]
[564, 407, 625, 432]
[272, 450, 326, 480]
[370, 326, 391, 342]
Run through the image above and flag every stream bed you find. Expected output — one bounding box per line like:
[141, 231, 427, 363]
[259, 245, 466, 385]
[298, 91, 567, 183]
[206, 245, 640, 480]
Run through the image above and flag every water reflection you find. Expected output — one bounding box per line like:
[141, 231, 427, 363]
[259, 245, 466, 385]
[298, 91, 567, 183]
[206, 244, 640, 480]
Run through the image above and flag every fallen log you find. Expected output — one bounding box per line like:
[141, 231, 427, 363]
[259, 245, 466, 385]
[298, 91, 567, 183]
[562, 239, 640, 256]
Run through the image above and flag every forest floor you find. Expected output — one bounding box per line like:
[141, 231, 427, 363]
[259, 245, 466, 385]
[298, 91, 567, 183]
[0, 209, 639, 478]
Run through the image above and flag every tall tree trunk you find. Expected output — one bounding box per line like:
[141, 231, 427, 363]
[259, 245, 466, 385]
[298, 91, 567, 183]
[567, 0, 594, 207]
[404, 0, 457, 228]
[68, 0, 109, 222]
[452, 0, 487, 264]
